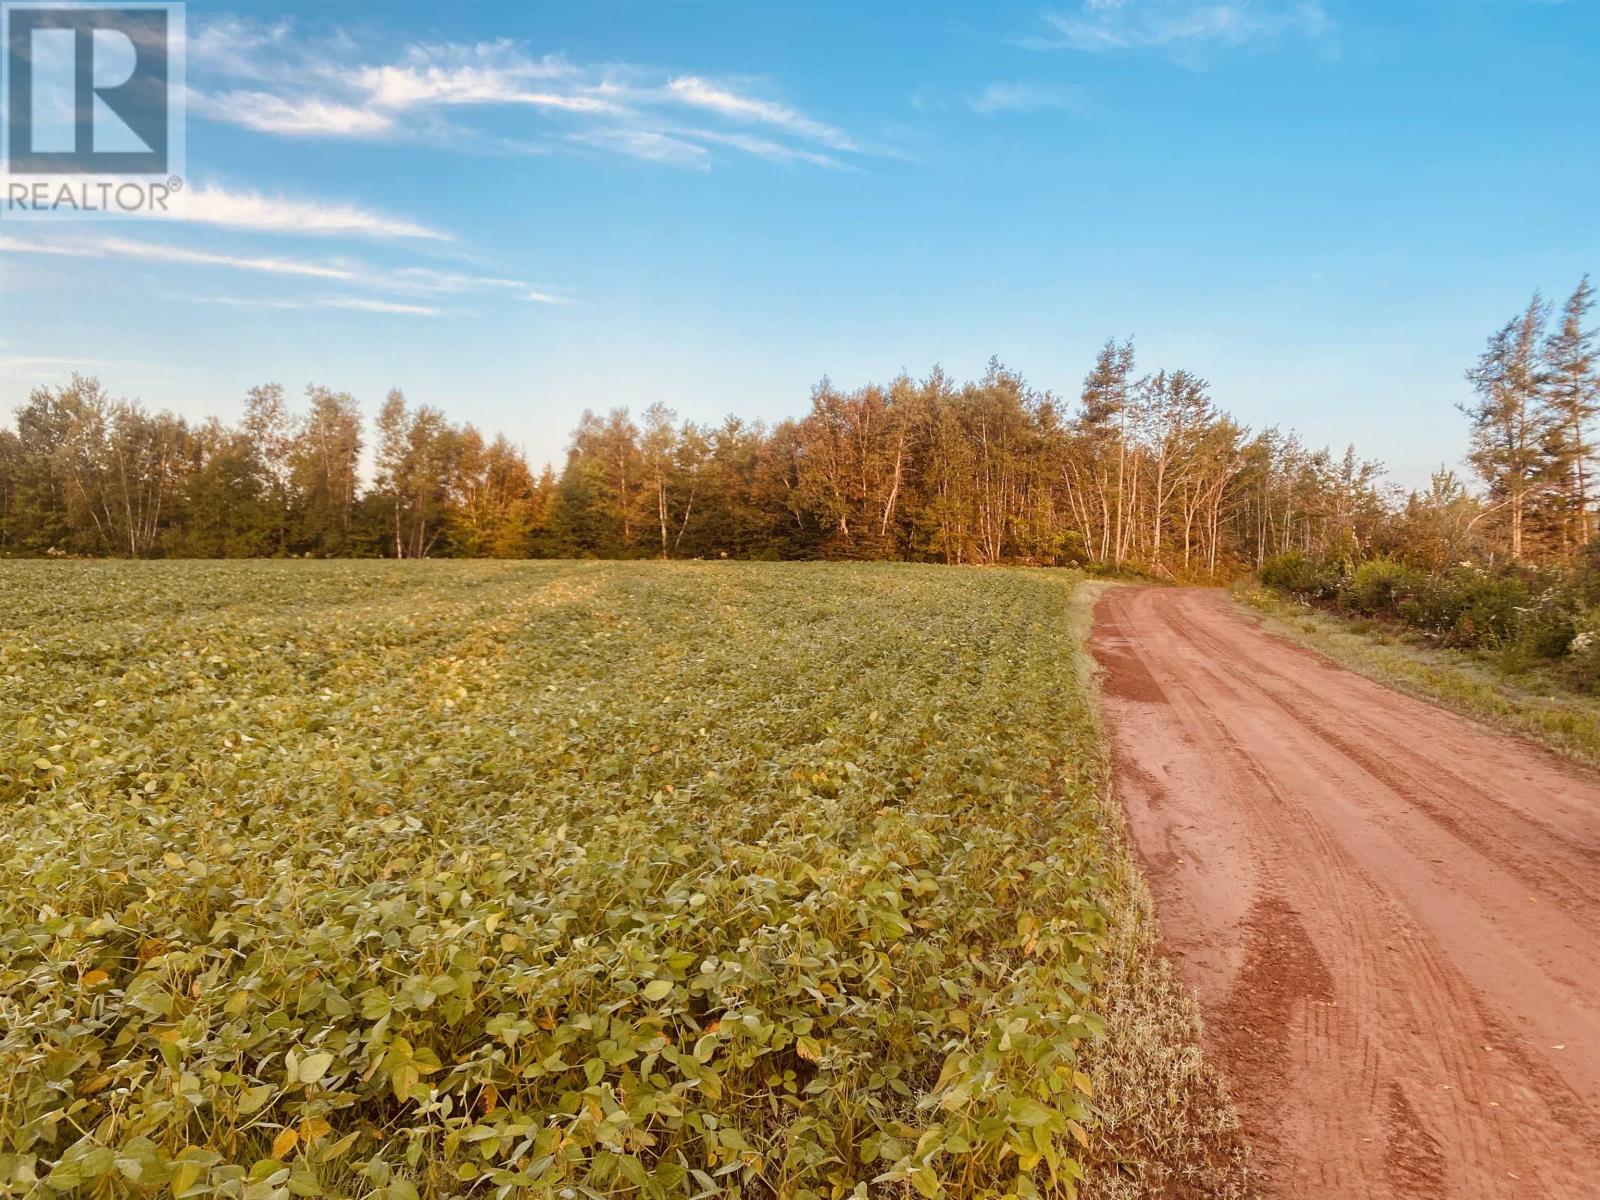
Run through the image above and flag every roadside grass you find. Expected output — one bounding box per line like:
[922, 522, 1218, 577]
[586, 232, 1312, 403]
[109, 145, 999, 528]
[1233, 584, 1600, 769]
[1, 561, 1246, 1199]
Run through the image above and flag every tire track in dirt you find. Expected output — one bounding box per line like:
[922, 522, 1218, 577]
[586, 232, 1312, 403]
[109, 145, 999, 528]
[1153, 599, 1600, 928]
[1091, 587, 1600, 1199]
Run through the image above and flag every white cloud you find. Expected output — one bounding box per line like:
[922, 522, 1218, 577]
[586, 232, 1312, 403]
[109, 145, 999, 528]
[385, 39, 579, 85]
[0, 233, 354, 280]
[184, 184, 450, 241]
[185, 18, 870, 170]
[0, 355, 143, 377]
[682, 129, 849, 169]
[383, 266, 527, 295]
[970, 82, 1084, 114]
[189, 88, 394, 137]
[567, 127, 712, 169]
[0, 234, 560, 303]
[187, 16, 299, 83]
[322, 297, 439, 315]
[359, 63, 622, 113]
[665, 76, 857, 151]
[1036, 0, 1334, 56]
[187, 294, 442, 316]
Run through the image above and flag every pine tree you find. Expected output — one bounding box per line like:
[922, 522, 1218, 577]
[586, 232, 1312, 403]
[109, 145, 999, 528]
[1542, 277, 1599, 550]
[1463, 295, 1551, 561]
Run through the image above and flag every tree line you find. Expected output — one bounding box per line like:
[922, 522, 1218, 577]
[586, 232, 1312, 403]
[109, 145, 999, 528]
[0, 352, 1385, 574]
[0, 380, 549, 560]
[2, 286, 1592, 572]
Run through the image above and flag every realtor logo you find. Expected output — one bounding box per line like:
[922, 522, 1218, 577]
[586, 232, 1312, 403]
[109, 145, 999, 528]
[2, 1, 185, 217]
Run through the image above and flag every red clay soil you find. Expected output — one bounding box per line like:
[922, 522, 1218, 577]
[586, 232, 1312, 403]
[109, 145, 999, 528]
[1091, 587, 1600, 1199]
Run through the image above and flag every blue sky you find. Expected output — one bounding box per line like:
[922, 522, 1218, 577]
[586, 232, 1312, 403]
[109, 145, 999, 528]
[2, 0, 1596, 487]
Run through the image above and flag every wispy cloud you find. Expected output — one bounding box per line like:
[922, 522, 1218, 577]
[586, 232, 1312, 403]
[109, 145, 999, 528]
[184, 184, 450, 241]
[664, 76, 857, 151]
[186, 16, 302, 84]
[187, 19, 875, 169]
[188, 89, 394, 137]
[683, 130, 850, 169]
[1, 233, 353, 281]
[359, 60, 622, 114]
[321, 296, 438, 315]
[178, 294, 443, 316]
[567, 127, 712, 169]
[970, 81, 1086, 114]
[382, 265, 528, 296]
[0, 234, 562, 308]
[566, 124, 851, 171]
[0, 355, 146, 377]
[1032, 0, 1335, 59]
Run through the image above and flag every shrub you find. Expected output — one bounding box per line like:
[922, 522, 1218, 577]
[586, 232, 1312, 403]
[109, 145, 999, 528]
[1568, 627, 1600, 692]
[1343, 559, 1418, 618]
[1513, 587, 1581, 660]
[1258, 551, 1339, 599]
[1396, 567, 1528, 648]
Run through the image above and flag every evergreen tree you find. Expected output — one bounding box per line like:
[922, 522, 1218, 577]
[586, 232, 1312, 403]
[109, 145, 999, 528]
[1463, 295, 1550, 561]
[1543, 277, 1599, 549]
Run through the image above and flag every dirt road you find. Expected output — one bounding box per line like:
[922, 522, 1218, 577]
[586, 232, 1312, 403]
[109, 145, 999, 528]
[1091, 587, 1600, 1199]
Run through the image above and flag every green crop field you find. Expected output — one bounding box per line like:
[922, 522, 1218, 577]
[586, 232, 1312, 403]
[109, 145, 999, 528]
[0, 562, 1241, 1200]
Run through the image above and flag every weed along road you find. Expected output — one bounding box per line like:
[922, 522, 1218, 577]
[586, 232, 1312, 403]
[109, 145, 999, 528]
[1091, 587, 1600, 1199]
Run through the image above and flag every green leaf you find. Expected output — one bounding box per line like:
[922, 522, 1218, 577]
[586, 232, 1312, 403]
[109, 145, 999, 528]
[298, 1052, 334, 1085]
[1013, 1098, 1055, 1128]
[238, 1083, 275, 1114]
